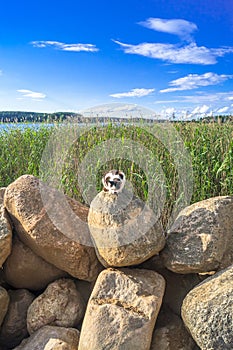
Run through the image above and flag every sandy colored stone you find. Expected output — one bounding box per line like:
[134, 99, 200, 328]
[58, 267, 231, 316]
[27, 278, 85, 334]
[162, 196, 233, 273]
[3, 236, 67, 290]
[0, 286, 9, 327]
[0, 205, 12, 267]
[88, 190, 165, 267]
[4, 174, 101, 281]
[79, 268, 165, 350]
[182, 265, 233, 350]
[151, 306, 196, 350]
[13, 326, 80, 350]
[0, 188, 6, 205]
[0, 289, 35, 348]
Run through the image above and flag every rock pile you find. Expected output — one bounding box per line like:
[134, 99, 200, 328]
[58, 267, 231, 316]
[0, 174, 232, 350]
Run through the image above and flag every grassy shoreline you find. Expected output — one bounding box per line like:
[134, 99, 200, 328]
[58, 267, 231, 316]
[1, 121, 233, 223]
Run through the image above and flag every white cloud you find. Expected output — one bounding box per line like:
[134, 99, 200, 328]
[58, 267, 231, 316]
[31, 40, 99, 52]
[216, 106, 229, 113]
[113, 40, 233, 65]
[160, 72, 233, 93]
[110, 88, 155, 98]
[227, 96, 233, 100]
[192, 104, 210, 114]
[17, 89, 46, 100]
[139, 18, 197, 41]
[160, 107, 177, 118]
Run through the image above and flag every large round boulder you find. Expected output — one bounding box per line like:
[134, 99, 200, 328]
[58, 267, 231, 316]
[4, 175, 101, 281]
[3, 236, 67, 291]
[78, 268, 165, 350]
[0, 286, 9, 328]
[88, 189, 165, 266]
[0, 289, 35, 348]
[27, 278, 85, 334]
[182, 265, 233, 349]
[13, 326, 80, 350]
[0, 205, 12, 267]
[162, 196, 233, 273]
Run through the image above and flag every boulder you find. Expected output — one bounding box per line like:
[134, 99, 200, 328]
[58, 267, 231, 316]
[74, 279, 96, 305]
[162, 196, 233, 273]
[88, 189, 165, 266]
[4, 174, 101, 281]
[161, 270, 202, 316]
[0, 205, 12, 267]
[0, 289, 35, 348]
[44, 338, 76, 350]
[3, 236, 67, 291]
[139, 258, 202, 316]
[181, 265, 233, 350]
[27, 278, 85, 334]
[151, 306, 196, 350]
[0, 287, 9, 327]
[0, 188, 6, 205]
[13, 326, 80, 350]
[78, 268, 165, 350]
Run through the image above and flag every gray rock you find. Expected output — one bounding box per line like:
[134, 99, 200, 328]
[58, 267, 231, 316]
[0, 286, 9, 327]
[0, 289, 35, 348]
[139, 259, 202, 316]
[151, 306, 196, 350]
[13, 326, 80, 350]
[3, 236, 67, 291]
[78, 268, 165, 350]
[88, 190, 165, 267]
[162, 196, 233, 273]
[27, 278, 85, 334]
[44, 338, 76, 350]
[161, 270, 202, 316]
[4, 174, 101, 281]
[181, 265, 233, 350]
[0, 205, 12, 267]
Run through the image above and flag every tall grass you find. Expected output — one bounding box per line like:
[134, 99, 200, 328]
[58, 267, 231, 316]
[0, 121, 233, 225]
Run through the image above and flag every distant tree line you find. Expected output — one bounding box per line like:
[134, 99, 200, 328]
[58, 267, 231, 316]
[0, 111, 232, 124]
[0, 111, 80, 123]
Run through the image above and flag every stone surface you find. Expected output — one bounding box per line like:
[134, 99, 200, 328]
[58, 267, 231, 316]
[0, 188, 6, 205]
[162, 196, 233, 273]
[0, 286, 9, 327]
[3, 235, 67, 290]
[74, 279, 95, 305]
[4, 174, 101, 281]
[181, 265, 233, 350]
[151, 306, 196, 350]
[79, 268, 165, 350]
[88, 190, 165, 267]
[161, 269, 202, 316]
[0, 289, 35, 348]
[139, 259, 202, 316]
[27, 278, 85, 334]
[13, 326, 80, 350]
[0, 205, 12, 267]
[44, 338, 75, 350]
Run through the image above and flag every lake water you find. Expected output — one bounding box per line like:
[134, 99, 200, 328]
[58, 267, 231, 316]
[0, 123, 55, 132]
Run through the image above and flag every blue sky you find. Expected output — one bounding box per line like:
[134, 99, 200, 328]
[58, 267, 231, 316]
[0, 0, 233, 118]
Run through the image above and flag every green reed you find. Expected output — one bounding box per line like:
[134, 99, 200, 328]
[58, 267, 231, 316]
[0, 120, 233, 225]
